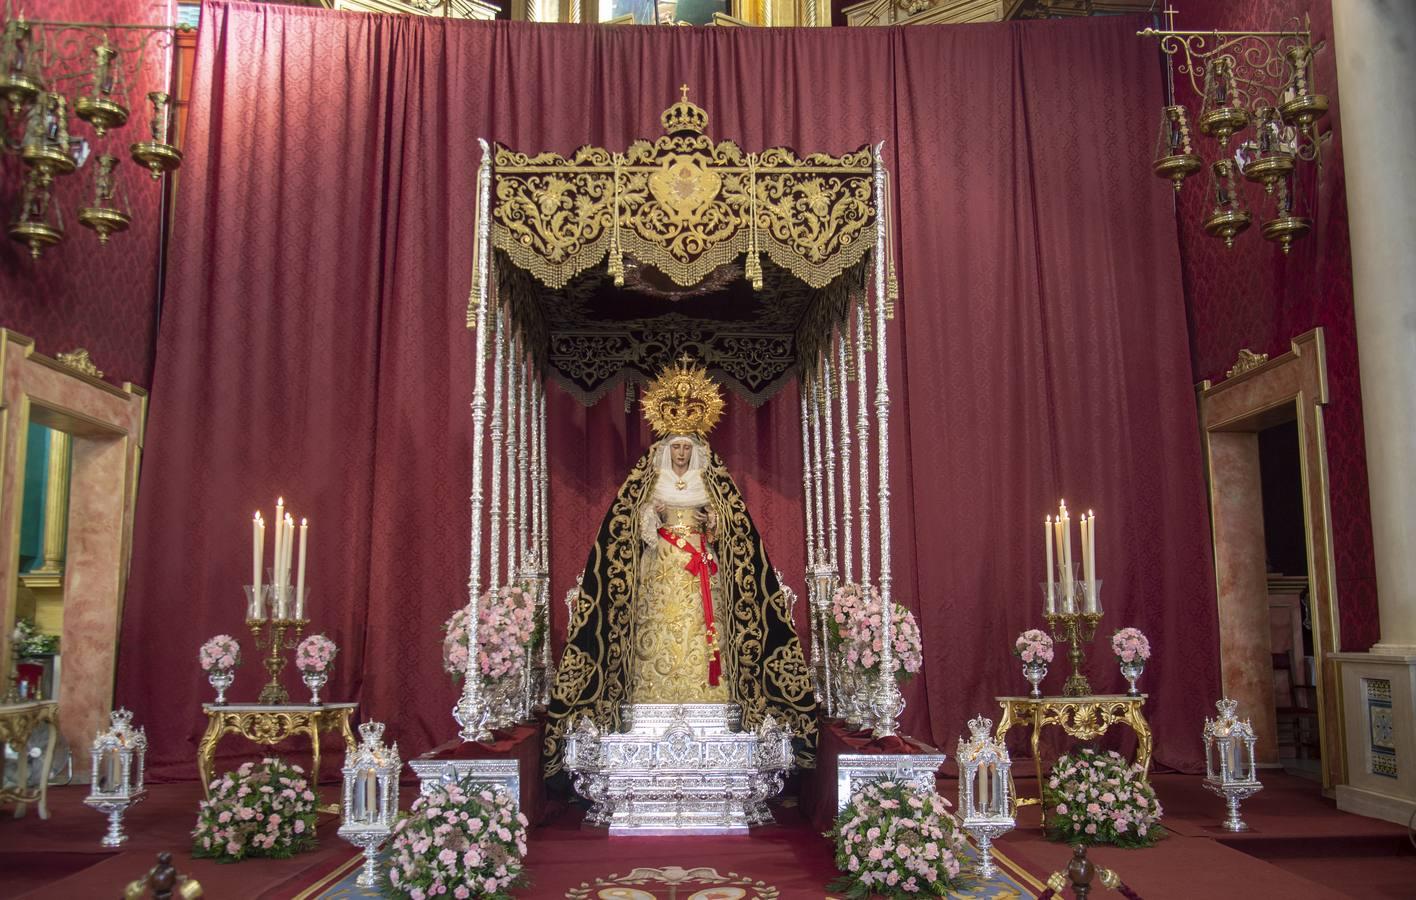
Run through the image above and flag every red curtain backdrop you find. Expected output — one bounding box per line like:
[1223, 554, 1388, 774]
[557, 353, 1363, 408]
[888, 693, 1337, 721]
[1174, 0, 1377, 651]
[0, 0, 173, 387]
[119, 1, 1218, 779]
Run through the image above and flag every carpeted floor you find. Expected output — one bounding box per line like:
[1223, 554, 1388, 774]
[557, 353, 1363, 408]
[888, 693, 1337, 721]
[3, 772, 1412, 899]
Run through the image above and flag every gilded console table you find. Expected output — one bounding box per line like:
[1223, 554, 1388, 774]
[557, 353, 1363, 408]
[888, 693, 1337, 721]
[0, 700, 59, 819]
[197, 703, 357, 801]
[994, 695, 1152, 819]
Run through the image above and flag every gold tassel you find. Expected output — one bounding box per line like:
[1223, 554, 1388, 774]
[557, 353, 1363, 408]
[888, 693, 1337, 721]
[610, 152, 625, 287]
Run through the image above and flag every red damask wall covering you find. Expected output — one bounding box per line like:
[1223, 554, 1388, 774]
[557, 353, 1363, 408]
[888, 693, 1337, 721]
[1173, 0, 1378, 651]
[0, 0, 174, 388]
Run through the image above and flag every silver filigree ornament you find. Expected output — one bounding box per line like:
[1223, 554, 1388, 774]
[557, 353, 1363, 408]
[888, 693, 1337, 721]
[957, 715, 1014, 879]
[1203, 698, 1263, 831]
[84, 708, 147, 847]
[338, 721, 401, 887]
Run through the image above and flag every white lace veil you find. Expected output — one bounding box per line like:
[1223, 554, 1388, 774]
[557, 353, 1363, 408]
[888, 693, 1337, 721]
[650, 434, 711, 506]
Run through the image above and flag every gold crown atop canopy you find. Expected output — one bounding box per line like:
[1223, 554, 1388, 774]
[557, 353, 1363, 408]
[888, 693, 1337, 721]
[661, 84, 709, 137]
[642, 354, 725, 438]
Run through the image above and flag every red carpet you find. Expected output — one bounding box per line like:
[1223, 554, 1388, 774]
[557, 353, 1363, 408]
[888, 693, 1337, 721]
[3, 773, 1412, 898]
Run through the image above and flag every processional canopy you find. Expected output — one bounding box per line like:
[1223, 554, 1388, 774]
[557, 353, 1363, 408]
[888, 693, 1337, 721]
[478, 87, 892, 405]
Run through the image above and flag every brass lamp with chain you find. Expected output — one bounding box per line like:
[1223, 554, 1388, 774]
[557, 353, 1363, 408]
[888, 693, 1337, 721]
[1142, 6, 1329, 253]
[0, 8, 181, 258]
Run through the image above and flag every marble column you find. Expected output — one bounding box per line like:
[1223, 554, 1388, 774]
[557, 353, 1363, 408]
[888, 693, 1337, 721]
[1333, 1, 1416, 655]
[1209, 432, 1279, 765]
[1331, 1, 1416, 825]
[32, 430, 71, 576]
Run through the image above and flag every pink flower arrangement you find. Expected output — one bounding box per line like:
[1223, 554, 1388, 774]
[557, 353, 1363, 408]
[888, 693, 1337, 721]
[191, 757, 318, 861]
[828, 778, 969, 897]
[829, 583, 924, 681]
[1014, 629, 1055, 665]
[199, 634, 241, 672]
[443, 584, 538, 683]
[295, 634, 337, 675]
[1042, 747, 1164, 848]
[1111, 627, 1151, 664]
[382, 776, 528, 900]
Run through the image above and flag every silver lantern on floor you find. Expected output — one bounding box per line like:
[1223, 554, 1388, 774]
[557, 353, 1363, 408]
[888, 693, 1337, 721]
[338, 721, 401, 887]
[1203, 698, 1263, 831]
[83, 708, 147, 847]
[957, 715, 1014, 879]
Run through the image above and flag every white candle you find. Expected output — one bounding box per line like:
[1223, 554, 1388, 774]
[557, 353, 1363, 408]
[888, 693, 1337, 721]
[1045, 516, 1056, 614]
[283, 515, 294, 616]
[1060, 502, 1074, 613]
[1079, 514, 1090, 613]
[1088, 510, 1098, 614]
[252, 513, 261, 596]
[296, 518, 308, 620]
[274, 498, 285, 610]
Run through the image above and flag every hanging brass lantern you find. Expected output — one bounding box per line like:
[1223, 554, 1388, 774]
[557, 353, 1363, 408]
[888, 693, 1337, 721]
[1203, 159, 1251, 249]
[9, 169, 63, 258]
[20, 91, 77, 178]
[78, 154, 130, 243]
[1260, 172, 1310, 254]
[1198, 59, 1249, 145]
[129, 91, 181, 179]
[75, 42, 128, 137]
[1278, 45, 1328, 135]
[1239, 108, 1294, 194]
[1153, 105, 1202, 192]
[0, 16, 43, 116]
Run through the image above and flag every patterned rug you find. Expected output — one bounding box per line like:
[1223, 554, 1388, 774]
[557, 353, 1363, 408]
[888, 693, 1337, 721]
[303, 838, 1044, 899]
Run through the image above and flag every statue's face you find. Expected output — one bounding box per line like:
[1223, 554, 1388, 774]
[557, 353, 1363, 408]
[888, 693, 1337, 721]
[669, 439, 694, 469]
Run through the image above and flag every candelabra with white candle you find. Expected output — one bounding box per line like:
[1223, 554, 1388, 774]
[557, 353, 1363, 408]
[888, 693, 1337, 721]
[244, 498, 311, 705]
[1041, 500, 1103, 696]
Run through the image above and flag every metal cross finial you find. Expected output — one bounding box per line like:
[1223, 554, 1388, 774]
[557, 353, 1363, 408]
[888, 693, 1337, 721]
[677, 351, 696, 366]
[680, 84, 690, 102]
[1163, 4, 1178, 31]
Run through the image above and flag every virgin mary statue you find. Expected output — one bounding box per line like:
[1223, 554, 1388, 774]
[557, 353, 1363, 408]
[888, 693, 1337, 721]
[544, 359, 816, 774]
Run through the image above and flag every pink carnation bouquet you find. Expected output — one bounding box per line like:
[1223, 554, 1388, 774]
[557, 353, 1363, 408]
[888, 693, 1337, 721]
[1014, 629, 1055, 665]
[199, 634, 241, 672]
[1043, 747, 1165, 848]
[192, 757, 318, 861]
[828, 777, 969, 897]
[1110, 627, 1151, 664]
[295, 634, 337, 675]
[829, 583, 924, 681]
[382, 775, 528, 900]
[443, 584, 537, 683]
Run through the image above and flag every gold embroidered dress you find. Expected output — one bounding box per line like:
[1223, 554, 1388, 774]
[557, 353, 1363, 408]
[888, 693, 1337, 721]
[631, 449, 728, 704]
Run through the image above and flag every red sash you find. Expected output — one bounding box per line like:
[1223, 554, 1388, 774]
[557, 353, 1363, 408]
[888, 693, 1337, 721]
[657, 527, 721, 686]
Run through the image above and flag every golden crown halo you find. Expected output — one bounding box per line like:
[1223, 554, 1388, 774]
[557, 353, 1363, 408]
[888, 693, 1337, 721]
[642, 354, 725, 438]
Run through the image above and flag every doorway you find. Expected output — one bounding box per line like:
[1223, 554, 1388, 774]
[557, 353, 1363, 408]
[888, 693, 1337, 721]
[1198, 329, 1343, 791]
[1258, 419, 1322, 779]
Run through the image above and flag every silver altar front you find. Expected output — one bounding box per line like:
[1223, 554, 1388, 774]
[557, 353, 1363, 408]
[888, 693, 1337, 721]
[835, 751, 948, 812]
[563, 703, 793, 835]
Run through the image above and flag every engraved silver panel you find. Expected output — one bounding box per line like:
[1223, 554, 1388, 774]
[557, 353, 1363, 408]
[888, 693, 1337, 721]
[408, 758, 522, 816]
[564, 703, 793, 835]
[835, 751, 947, 813]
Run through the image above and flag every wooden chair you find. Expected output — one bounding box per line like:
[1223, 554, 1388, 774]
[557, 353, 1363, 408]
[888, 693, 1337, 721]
[1272, 652, 1320, 759]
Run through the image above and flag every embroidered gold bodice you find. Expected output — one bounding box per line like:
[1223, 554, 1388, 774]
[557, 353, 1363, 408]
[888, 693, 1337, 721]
[629, 501, 726, 704]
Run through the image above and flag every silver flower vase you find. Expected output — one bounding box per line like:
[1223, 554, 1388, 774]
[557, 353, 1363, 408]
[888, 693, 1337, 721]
[1023, 661, 1047, 698]
[302, 670, 328, 705]
[1120, 659, 1145, 696]
[208, 668, 234, 705]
